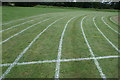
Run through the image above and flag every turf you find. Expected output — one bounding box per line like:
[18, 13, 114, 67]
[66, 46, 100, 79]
[1, 6, 119, 79]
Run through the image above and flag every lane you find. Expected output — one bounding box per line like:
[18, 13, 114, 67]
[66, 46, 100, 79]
[110, 16, 118, 25]
[17, 15, 75, 63]
[97, 58, 118, 78]
[1, 14, 47, 26]
[0, 17, 65, 79]
[80, 16, 106, 79]
[93, 17, 119, 78]
[2, 13, 57, 31]
[2, 14, 55, 41]
[1, 18, 52, 45]
[83, 15, 118, 57]
[101, 17, 119, 35]
[55, 16, 77, 79]
[61, 15, 91, 59]
[2, 16, 59, 64]
[59, 13, 105, 78]
[1, 20, 34, 33]
[105, 16, 118, 30]
[2, 12, 82, 41]
[95, 16, 118, 47]
[93, 17, 119, 53]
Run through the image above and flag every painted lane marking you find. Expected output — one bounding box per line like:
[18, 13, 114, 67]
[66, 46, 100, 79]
[1, 14, 47, 26]
[0, 20, 34, 33]
[0, 18, 52, 45]
[0, 17, 65, 80]
[81, 16, 106, 79]
[1, 55, 119, 67]
[93, 17, 120, 53]
[55, 16, 77, 79]
[101, 17, 119, 35]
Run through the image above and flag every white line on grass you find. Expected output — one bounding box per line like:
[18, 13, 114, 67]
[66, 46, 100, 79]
[1, 14, 47, 26]
[0, 17, 65, 80]
[0, 20, 34, 33]
[101, 17, 119, 35]
[110, 17, 118, 25]
[61, 55, 119, 62]
[55, 16, 77, 79]
[93, 17, 120, 53]
[80, 16, 106, 79]
[1, 55, 119, 67]
[0, 18, 52, 45]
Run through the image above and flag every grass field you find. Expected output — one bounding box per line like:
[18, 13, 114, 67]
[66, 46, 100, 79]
[0, 6, 119, 79]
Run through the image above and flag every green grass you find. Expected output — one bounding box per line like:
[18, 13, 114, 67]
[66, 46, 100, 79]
[35, 5, 119, 12]
[1, 6, 119, 78]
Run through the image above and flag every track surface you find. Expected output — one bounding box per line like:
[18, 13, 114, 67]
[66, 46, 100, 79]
[0, 8, 119, 79]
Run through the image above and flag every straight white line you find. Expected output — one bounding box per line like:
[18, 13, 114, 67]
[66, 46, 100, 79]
[0, 17, 64, 80]
[101, 17, 119, 35]
[93, 17, 120, 53]
[110, 17, 118, 25]
[1, 55, 119, 67]
[0, 20, 34, 33]
[1, 14, 47, 26]
[80, 16, 106, 79]
[61, 55, 119, 62]
[0, 18, 52, 45]
[55, 16, 77, 79]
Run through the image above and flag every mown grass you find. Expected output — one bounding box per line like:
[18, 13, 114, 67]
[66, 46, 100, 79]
[35, 5, 119, 12]
[60, 60, 101, 78]
[1, 6, 119, 78]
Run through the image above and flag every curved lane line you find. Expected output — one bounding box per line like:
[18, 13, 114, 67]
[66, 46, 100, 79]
[110, 17, 118, 25]
[0, 18, 52, 45]
[0, 17, 65, 80]
[101, 17, 119, 35]
[0, 20, 34, 33]
[55, 16, 77, 79]
[1, 14, 47, 26]
[80, 16, 106, 79]
[93, 17, 119, 53]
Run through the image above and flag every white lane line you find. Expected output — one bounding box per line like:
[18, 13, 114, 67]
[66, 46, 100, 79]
[61, 55, 119, 62]
[110, 17, 118, 25]
[1, 14, 47, 26]
[0, 17, 64, 80]
[0, 20, 34, 33]
[80, 16, 106, 79]
[55, 16, 77, 79]
[0, 18, 52, 45]
[93, 17, 120, 53]
[101, 17, 119, 35]
[1, 55, 119, 67]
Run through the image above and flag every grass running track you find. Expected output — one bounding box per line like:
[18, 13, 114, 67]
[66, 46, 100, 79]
[0, 7, 119, 79]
